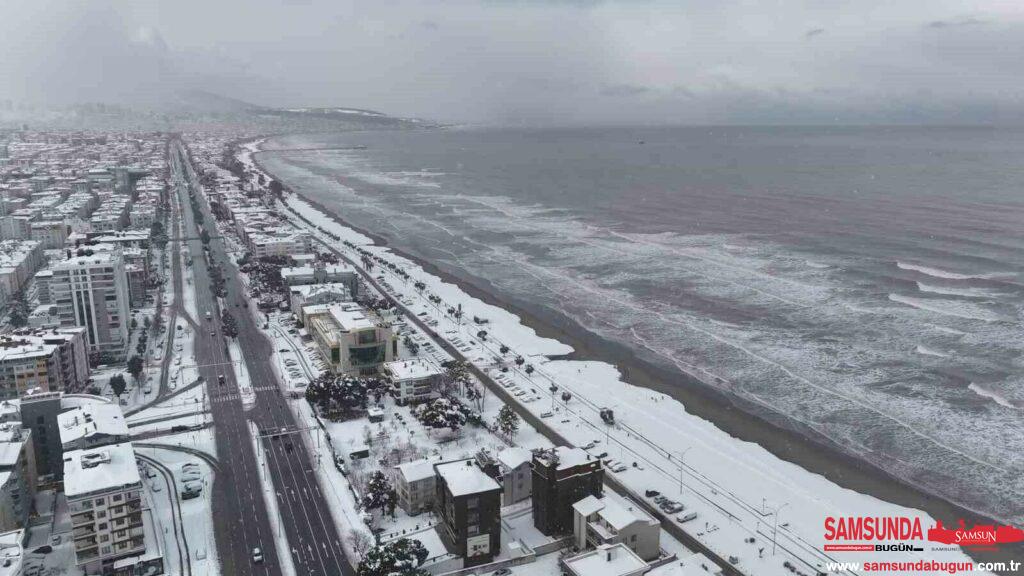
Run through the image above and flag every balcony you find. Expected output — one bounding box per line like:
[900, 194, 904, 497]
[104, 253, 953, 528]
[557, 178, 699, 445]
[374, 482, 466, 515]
[70, 511, 95, 525]
[72, 525, 96, 539]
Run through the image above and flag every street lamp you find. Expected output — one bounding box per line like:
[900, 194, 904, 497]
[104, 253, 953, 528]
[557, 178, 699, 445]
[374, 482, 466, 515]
[675, 447, 692, 494]
[773, 502, 790, 555]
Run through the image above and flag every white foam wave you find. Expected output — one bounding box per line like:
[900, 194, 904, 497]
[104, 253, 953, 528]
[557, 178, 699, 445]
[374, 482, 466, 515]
[915, 345, 949, 358]
[969, 383, 1021, 410]
[888, 294, 1006, 322]
[805, 260, 831, 269]
[897, 261, 1010, 281]
[916, 282, 1002, 298]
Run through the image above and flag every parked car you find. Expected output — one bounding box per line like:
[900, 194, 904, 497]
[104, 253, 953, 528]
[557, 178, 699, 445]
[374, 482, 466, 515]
[645, 489, 660, 498]
[676, 511, 698, 523]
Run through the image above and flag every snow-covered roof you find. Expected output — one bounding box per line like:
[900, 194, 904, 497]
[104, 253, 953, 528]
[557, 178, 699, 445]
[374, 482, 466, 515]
[0, 529, 23, 576]
[536, 445, 594, 470]
[563, 543, 647, 576]
[62, 443, 140, 498]
[57, 403, 128, 447]
[327, 303, 377, 331]
[396, 458, 437, 484]
[573, 494, 605, 517]
[649, 552, 723, 576]
[384, 358, 442, 382]
[496, 447, 531, 471]
[435, 459, 500, 497]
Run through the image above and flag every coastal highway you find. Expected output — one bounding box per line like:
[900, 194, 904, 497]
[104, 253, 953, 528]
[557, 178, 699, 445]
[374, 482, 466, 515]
[171, 143, 280, 576]
[173, 140, 353, 576]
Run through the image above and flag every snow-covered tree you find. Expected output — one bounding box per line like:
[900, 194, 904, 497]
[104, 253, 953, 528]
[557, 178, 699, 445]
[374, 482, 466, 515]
[362, 471, 397, 518]
[305, 373, 370, 418]
[414, 397, 469, 433]
[496, 405, 520, 440]
[357, 538, 429, 576]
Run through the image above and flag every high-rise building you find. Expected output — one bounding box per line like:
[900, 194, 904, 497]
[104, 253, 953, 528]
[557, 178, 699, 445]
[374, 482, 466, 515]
[64, 443, 148, 573]
[532, 447, 604, 536]
[49, 252, 131, 359]
[0, 328, 88, 399]
[434, 459, 502, 568]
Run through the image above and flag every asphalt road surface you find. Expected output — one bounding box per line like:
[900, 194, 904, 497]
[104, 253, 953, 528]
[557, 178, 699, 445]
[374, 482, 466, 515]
[172, 140, 353, 576]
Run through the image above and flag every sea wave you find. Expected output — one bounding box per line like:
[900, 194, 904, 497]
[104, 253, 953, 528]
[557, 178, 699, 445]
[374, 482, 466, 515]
[897, 261, 1011, 281]
[915, 345, 950, 358]
[968, 383, 1022, 410]
[888, 293, 1006, 322]
[916, 282, 1002, 298]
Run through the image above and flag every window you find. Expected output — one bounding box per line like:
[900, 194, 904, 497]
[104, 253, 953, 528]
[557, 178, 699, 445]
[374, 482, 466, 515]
[467, 524, 479, 536]
[112, 494, 122, 502]
[100, 535, 109, 542]
[94, 497, 105, 506]
[98, 523, 107, 530]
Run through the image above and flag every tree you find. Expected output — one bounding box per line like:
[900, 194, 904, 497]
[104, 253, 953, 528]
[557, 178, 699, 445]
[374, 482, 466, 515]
[525, 364, 535, 375]
[362, 471, 397, 518]
[305, 374, 370, 419]
[130, 317, 138, 330]
[127, 355, 144, 381]
[357, 538, 429, 576]
[438, 361, 470, 398]
[7, 296, 28, 328]
[496, 405, 520, 440]
[200, 229, 211, 245]
[465, 383, 484, 412]
[348, 531, 374, 560]
[414, 398, 469, 433]
[221, 310, 238, 338]
[109, 374, 128, 399]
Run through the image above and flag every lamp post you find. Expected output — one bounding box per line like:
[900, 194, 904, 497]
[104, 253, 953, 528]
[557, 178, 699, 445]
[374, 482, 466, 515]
[773, 502, 790, 555]
[676, 447, 692, 494]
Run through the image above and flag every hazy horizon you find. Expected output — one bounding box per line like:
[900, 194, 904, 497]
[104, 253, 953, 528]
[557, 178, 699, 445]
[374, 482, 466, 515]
[2, 0, 1024, 126]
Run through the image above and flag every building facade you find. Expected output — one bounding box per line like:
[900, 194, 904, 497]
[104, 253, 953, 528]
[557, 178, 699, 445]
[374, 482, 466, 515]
[64, 443, 147, 574]
[532, 447, 604, 536]
[49, 252, 131, 359]
[434, 459, 502, 568]
[395, 458, 437, 516]
[306, 303, 396, 376]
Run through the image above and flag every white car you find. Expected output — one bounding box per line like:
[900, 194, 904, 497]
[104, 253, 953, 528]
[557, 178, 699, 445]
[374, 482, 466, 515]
[252, 547, 264, 564]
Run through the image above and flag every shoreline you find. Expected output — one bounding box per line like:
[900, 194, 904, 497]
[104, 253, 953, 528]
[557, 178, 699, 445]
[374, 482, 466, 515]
[249, 140, 1021, 569]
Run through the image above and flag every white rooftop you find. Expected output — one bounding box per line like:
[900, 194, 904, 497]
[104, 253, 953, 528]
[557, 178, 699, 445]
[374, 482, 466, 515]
[496, 446, 532, 471]
[396, 458, 437, 484]
[57, 403, 129, 447]
[384, 358, 443, 381]
[435, 459, 500, 497]
[564, 543, 647, 576]
[62, 443, 140, 498]
[649, 552, 723, 576]
[327, 303, 377, 331]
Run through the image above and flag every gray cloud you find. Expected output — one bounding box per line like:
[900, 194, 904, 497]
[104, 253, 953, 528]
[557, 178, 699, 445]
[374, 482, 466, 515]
[1, 0, 1023, 125]
[927, 16, 986, 29]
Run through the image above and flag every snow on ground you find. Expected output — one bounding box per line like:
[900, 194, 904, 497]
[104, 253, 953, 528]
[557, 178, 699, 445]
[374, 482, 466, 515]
[129, 412, 211, 436]
[137, 439, 219, 576]
[229, 340, 256, 408]
[273, 185, 988, 576]
[248, 421, 298, 576]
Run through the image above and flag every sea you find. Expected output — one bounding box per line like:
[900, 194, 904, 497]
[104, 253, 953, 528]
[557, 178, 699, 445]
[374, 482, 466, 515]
[258, 126, 1024, 525]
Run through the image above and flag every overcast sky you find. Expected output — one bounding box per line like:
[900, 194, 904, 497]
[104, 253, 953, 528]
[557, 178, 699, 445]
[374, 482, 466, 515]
[2, 0, 1023, 125]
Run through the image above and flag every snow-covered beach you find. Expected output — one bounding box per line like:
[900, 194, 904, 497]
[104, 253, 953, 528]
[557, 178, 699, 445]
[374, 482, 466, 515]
[240, 136, 1016, 574]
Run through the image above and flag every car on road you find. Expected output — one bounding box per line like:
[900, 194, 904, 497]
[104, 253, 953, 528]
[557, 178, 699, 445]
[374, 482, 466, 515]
[218, 374, 225, 386]
[493, 569, 512, 576]
[252, 547, 264, 563]
[210, 330, 216, 337]
[676, 511, 698, 523]
[181, 463, 199, 473]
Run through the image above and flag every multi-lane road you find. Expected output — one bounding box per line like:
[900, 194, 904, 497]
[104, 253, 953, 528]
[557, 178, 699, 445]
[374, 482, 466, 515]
[170, 140, 353, 576]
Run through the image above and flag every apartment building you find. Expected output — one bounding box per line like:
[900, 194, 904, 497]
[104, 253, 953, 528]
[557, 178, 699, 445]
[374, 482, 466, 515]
[572, 492, 661, 561]
[0, 240, 42, 306]
[532, 447, 604, 536]
[288, 283, 352, 325]
[395, 458, 437, 516]
[49, 252, 131, 359]
[382, 359, 442, 405]
[64, 443, 147, 574]
[0, 424, 36, 533]
[306, 303, 396, 376]
[0, 328, 89, 398]
[29, 221, 69, 250]
[58, 403, 129, 452]
[434, 459, 502, 568]
[281, 263, 358, 294]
